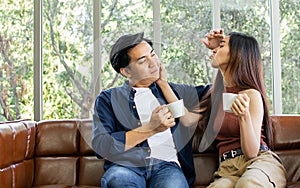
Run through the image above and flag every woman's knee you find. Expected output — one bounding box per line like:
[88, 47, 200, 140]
[207, 177, 236, 188]
[235, 176, 267, 188]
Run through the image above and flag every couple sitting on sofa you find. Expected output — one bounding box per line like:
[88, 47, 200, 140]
[92, 30, 287, 188]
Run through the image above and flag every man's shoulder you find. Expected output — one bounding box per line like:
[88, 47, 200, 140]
[168, 82, 209, 88]
[168, 82, 194, 89]
[95, 87, 116, 102]
[99, 84, 126, 96]
[98, 88, 112, 98]
[97, 84, 131, 102]
[168, 82, 210, 92]
[94, 86, 125, 108]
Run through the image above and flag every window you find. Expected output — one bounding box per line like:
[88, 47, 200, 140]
[0, 0, 34, 121]
[0, 0, 298, 121]
[42, 0, 94, 119]
[280, 0, 300, 114]
[161, 0, 213, 86]
[220, 0, 273, 111]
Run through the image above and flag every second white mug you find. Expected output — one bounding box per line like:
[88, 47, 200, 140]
[222, 93, 238, 113]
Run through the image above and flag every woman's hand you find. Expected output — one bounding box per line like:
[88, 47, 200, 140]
[156, 62, 168, 85]
[231, 93, 250, 117]
[201, 28, 225, 50]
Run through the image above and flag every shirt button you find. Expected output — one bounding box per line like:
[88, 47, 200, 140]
[147, 149, 151, 153]
[133, 106, 136, 109]
[137, 122, 141, 126]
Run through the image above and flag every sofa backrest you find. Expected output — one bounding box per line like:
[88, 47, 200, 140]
[0, 115, 299, 187]
[271, 115, 300, 183]
[0, 120, 36, 188]
[34, 119, 104, 187]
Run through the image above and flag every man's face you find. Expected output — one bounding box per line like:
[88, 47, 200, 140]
[122, 41, 160, 87]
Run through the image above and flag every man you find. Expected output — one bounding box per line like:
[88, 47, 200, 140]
[92, 32, 209, 188]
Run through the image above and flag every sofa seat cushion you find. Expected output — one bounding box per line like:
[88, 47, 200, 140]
[32, 185, 100, 188]
[193, 153, 218, 186]
[32, 185, 72, 188]
[287, 181, 300, 188]
[34, 157, 78, 186]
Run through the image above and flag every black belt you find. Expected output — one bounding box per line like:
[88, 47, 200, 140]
[220, 145, 269, 162]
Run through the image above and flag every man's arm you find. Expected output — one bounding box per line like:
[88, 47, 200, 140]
[92, 92, 127, 158]
[125, 105, 175, 150]
[92, 91, 175, 157]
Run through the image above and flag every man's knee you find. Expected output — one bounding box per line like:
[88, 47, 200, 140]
[101, 166, 145, 188]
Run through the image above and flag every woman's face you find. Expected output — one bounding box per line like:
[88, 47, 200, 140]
[213, 36, 230, 70]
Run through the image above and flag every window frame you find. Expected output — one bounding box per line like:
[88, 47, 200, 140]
[33, 0, 283, 120]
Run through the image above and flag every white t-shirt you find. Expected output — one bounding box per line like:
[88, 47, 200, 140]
[133, 87, 179, 165]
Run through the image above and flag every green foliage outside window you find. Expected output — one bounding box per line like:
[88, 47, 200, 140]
[0, 0, 299, 121]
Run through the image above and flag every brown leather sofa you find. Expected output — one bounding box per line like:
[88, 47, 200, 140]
[0, 115, 299, 188]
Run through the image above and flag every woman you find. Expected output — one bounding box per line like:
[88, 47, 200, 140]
[199, 31, 287, 188]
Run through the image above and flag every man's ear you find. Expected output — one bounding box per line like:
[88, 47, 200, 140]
[120, 67, 131, 78]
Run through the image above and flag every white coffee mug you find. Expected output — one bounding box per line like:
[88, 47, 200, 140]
[222, 93, 238, 113]
[167, 99, 185, 118]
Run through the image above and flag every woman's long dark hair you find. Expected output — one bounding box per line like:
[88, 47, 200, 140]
[195, 32, 273, 152]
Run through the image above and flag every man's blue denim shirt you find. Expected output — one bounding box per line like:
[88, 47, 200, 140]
[92, 81, 210, 186]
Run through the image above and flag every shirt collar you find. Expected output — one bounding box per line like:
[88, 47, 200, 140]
[121, 80, 158, 92]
